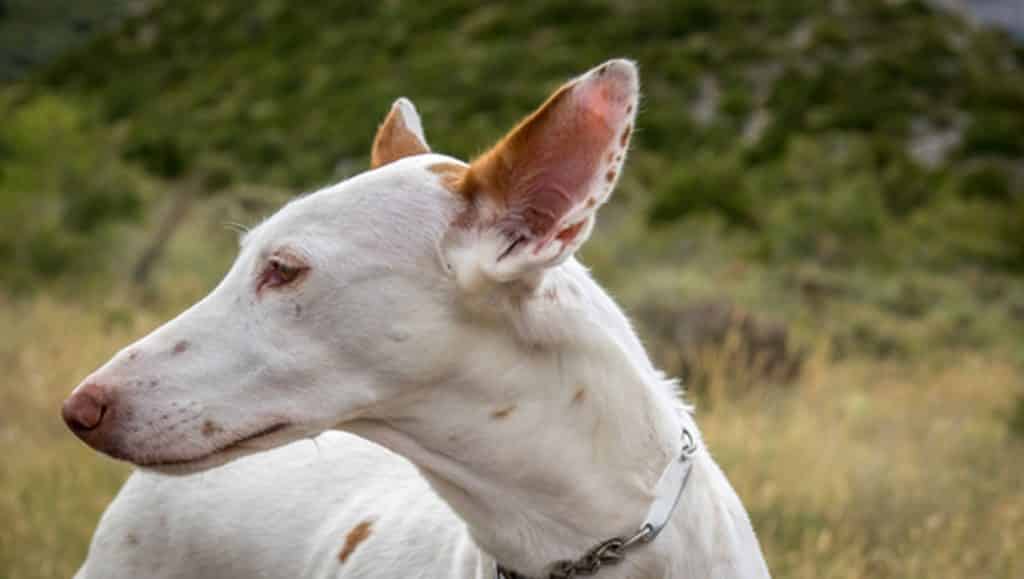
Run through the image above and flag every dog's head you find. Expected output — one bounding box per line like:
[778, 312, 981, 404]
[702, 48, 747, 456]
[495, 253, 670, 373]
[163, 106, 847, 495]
[63, 60, 639, 472]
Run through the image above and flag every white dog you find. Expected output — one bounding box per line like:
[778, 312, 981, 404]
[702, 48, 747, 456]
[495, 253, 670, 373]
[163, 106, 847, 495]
[64, 60, 771, 578]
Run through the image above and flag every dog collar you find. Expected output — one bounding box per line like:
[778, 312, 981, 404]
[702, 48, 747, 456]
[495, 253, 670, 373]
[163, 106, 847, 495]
[496, 427, 699, 579]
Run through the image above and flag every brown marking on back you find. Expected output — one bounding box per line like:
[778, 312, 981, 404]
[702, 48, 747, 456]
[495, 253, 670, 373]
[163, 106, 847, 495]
[490, 404, 518, 420]
[371, 105, 429, 169]
[605, 169, 616, 183]
[620, 124, 632, 147]
[128, 350, 140, 361]
[572, 387, 587, 404]
[124, 533, 139, 546]
[338, 520, 374, 563]
[201, 420, 224, 438]
[172, 340, 190, 355]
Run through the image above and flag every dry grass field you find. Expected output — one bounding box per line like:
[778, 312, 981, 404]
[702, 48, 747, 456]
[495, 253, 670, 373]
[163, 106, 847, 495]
[2, 287, 1021, 578]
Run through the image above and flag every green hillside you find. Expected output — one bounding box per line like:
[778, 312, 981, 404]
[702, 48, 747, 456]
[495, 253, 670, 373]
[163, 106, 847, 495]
[16, 0, 1024, 270]
[1, 0, 1022, 361]
[0, 0, 131, 82]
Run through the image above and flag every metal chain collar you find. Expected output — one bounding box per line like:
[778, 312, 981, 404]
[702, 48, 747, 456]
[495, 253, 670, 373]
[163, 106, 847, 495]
[495, 428, 699, 579]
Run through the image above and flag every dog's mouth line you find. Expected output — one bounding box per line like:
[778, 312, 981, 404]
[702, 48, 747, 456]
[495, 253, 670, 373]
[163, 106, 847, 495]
[136, 422, 290, 468]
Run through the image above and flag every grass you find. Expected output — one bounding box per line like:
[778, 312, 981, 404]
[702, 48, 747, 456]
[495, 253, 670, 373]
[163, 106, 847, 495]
[704, 349, 1024, 578]
[1, 280, 1021, 578]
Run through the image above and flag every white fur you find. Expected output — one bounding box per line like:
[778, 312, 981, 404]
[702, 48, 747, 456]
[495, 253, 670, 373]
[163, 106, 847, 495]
[69, 61, 770, 579]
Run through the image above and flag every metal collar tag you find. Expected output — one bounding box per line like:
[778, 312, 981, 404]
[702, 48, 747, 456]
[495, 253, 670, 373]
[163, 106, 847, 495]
[636, 427, 698, 542]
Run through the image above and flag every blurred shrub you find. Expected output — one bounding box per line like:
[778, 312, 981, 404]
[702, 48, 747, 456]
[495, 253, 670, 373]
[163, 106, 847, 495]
[635, 299, 804, 397]
[956, 161, 1013, 202]
[0, 94, 145, 290]
[1011, 394, 1024, 438]
[122, 129, 190, 179]
[961, 110, 1024, 157]
[649, 152, 755, 228]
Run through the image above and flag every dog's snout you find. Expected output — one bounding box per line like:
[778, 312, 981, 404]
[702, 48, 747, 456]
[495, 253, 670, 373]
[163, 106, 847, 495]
[62, 383, 109, 433]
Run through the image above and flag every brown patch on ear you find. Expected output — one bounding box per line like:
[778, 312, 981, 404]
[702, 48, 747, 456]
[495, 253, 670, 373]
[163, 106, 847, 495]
[338, 520, 374, 563]
[490, 404, 518, 420]
[428, 162, 468, 192]
[457, 83, 583, 236]
[371, 105, 429, 169]
[455, 62, 634, 240]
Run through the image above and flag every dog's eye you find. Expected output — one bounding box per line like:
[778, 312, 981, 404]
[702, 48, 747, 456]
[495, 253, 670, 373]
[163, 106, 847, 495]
[259, 257, 308, 291]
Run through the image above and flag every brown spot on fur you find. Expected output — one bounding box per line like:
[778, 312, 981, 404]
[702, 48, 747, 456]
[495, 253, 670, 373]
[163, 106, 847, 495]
[428, 162, 468, 192]
[201, 420, 224, 437]
[490, 404, 518, 420]
[572, 387, 586, 404]
[557, 220, 585, 244]
[626, 104, 633, 114]
[124, 533, 139, 546]
[128, 350, 140, 361]
[371, 103, 429, 169]
[620, 124, 632, 147]
[339, 520, 374, 563]
[172, 340, 189, 355]
[586, 198, 597, 208]
[605, 169, 616, 183]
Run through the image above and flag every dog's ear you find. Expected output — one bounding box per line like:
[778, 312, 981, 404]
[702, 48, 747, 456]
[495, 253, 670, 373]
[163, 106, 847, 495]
[446, 59, 638, 289]
[371, 98, 430, 169]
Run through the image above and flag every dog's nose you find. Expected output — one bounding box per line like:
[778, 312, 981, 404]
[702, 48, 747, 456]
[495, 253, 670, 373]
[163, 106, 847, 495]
[62, 383, 109, 433]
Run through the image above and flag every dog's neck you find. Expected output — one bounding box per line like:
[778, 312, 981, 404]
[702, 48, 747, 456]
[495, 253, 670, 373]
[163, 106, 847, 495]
[344, 263, 760, 578]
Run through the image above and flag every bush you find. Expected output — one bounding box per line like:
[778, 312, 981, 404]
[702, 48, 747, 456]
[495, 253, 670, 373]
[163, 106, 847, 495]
[961, 110, 1024, 157]
[0, 94, 146, 290]
[649, 152, 756, 228]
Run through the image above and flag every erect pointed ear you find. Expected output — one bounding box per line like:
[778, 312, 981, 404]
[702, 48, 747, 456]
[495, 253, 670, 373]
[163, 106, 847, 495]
[370, 98, 430, 169]
[446, 59, 638, 289]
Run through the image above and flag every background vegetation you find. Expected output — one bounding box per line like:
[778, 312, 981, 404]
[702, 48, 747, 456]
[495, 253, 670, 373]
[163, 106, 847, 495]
[1, 0, 1022, 577]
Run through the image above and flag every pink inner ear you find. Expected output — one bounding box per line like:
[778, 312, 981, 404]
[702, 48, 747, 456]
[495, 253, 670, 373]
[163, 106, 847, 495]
[460, 60, 638, 262]
[578, 70, 634, 128]
[497, 70, 634, 242]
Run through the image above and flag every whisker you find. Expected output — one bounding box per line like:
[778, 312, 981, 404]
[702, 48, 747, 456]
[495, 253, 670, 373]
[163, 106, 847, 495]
[223, 221, 251, 235]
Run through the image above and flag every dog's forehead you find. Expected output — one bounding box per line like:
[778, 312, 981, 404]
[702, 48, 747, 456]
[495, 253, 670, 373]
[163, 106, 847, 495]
[245, 154, 465, 251]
